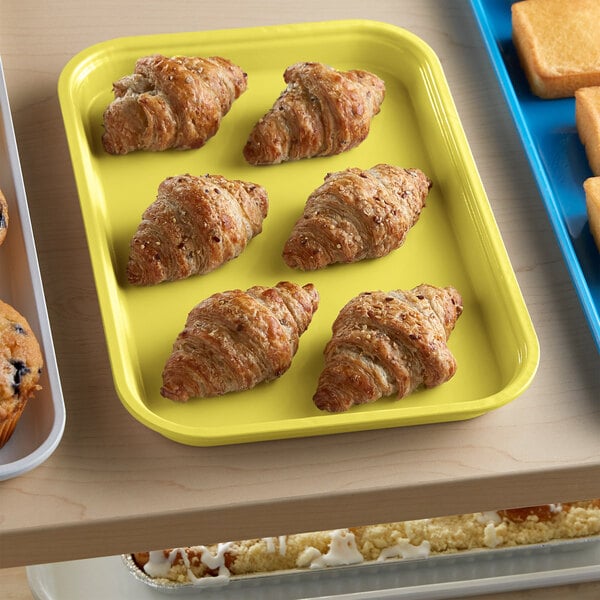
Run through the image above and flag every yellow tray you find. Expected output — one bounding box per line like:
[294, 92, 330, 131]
[58, 19, 539, 446]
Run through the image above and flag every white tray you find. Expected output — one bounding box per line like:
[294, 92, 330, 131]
[27, 537, 600, 599]
[0, 56, 65, 480]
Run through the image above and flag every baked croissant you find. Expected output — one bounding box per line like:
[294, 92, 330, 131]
[161, 281, 319, 401]
[102, 55, 247, 154]
[313, 284, 463, 413]
[243, 62, 385, 165]
[126, 173, 268, 286]
[283, 164, 431, 270]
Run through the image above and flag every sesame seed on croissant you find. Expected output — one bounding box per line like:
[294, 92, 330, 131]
[283, 164, 432, 270]
[102, 54, 247, 154]
[243, 62, 385, 165]
[126, 173, 268, 286]
[313, 284, 463, 413]
[161, 281, 319, 401]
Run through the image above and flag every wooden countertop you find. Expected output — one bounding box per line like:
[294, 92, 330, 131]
[0, 1, 599, 597]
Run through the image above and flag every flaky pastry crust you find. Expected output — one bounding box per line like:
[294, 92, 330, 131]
[243, 62, 385, 165]
[283, 164, 431, 270]
[102, 55, 247, 154]
[161, 281, 319, 401]
[126, 173, 268, 286]
[313, 284, 462, 412]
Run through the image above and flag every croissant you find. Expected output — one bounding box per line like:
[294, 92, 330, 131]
[313, 284, 463, 413]
[126, 173, 268, 286]
[243, 62, 385, 165]
[161, 281, 319, 401]
[283, 164, 431, 270]
[102, 55, 247, 154]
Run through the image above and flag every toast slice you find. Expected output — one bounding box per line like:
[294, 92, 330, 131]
[576, 87, 600, 176]
[583, 177, 600, 252]
[512, 0, 600, 99]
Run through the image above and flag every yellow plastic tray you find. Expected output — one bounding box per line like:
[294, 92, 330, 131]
[58, 19, 539, 446]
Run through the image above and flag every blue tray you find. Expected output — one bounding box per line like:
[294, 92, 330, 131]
[470, 0, 600, 352]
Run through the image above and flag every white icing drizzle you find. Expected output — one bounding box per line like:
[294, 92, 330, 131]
[483, 522, 502, 548]
[262, 535, 288, 555]
[477, 511, 502, 525]
[143, 550, 174, 578]
[197, 542, 233, 572]
[143, 543, 233, 586]
[278, 535, 287, 556]
[301, 529, 364, 569]
[263, 537, 276, 553]
[377, 539, 430, 560]
[296, 546, 322, 568]
[549, 503, 563, 514]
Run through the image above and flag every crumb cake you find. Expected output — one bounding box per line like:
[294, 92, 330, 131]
[130, 500, 600, 587]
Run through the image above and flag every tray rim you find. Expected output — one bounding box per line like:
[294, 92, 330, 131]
[0, 56, 66, 480]
[57, 18, 540, 446]
[469, 0, 600, 352]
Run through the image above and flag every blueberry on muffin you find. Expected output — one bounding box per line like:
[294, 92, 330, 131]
[0, 188, 8, 246]
[0, 299, 43, 448]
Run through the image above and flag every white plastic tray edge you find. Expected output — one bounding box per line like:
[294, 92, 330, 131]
[26, 538, 600, 600]
[0, 55, 66, 480]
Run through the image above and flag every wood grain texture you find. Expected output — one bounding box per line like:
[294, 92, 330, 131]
[0, 567, 31, 600]
[0, 4, 599, 600]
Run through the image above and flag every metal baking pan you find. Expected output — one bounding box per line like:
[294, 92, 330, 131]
[118, 537, 600, 597]
[57, 19, 539, 446]
[0, 56, 65, 480]
[470, 0, 600, 351]
[27, 537, 600, 599]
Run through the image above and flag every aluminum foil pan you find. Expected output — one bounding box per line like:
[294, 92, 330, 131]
[121, 552, 370, 593]
[121, 537, 600, 596]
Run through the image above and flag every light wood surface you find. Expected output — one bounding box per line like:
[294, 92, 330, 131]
[1, 0, 599, 597]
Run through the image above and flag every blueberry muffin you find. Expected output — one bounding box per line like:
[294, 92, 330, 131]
[0, 188, 8, 246]
[0, 299, 43, 448]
